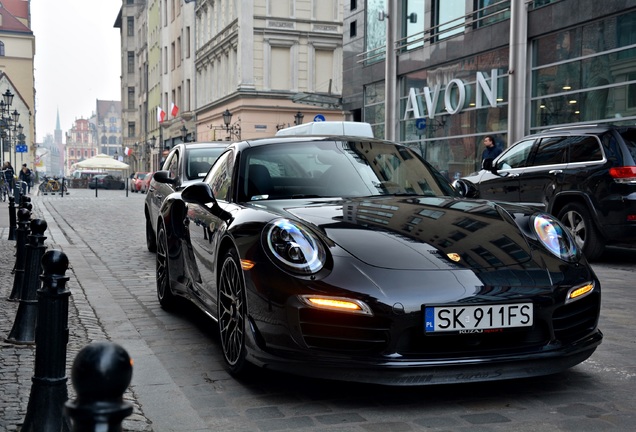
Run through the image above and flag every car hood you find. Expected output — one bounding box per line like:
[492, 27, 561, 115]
[255, 196, 536, 271]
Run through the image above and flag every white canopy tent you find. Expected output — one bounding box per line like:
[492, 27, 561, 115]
[74, 154, 130, 170]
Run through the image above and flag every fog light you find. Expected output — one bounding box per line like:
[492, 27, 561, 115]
[300, 295, 373, 315]
[565, 282, 594, 304]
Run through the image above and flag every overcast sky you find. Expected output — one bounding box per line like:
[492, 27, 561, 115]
[31, 0, 121, 142]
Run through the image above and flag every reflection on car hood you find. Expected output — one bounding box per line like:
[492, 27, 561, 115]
[259, 196, 534, 271]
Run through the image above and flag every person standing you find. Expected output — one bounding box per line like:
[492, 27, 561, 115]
[481, 135, 503, 163]
[19, 163, 32, 194]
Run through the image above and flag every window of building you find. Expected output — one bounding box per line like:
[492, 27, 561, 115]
[314, 50, 334, 93]
[127, 51, 134, 74]
[186, 27, 191, 59]
[350, 21, 357, 38]
[128, 122, 136, 138]
[177, 37, 182, 67]
[314, 0, 335, 20]
[365, 0, 386, 64]
[171, 42, 175, 70]
[0, 41, 4, 56]
[351, 0, 357, 10]
[531, 10, 636, 131]
[436, 0, 465, 40]
[269, 0, 290, 17]
[127, 16, 134, 37]
[403, 0, 424, 50]
[364, 82, 386, 139]
[476, 0, 510, 28]
[271, 46, 291, 90]
[128, 87, 135, 110]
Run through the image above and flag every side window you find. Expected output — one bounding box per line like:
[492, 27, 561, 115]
[496, 139, 534, 170]
[568, 136, 603, 163]
[528, 137, 568, 166]
[207, 150, 234, 202]
[166, 152, 179, 179]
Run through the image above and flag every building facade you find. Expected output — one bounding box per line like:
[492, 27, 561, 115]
[344, 0, 636, 178]
[116, 0, 346, 173]
[64, 118, 98, 175]
[0, 0, 35, 170]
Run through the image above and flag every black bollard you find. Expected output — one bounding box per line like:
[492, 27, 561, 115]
[22, 249, 72, 432]
[7, 195, 16, 240]
[65, 342, 134, 432]
[8, 208, 32, 301]
[6, 219, 48, 344]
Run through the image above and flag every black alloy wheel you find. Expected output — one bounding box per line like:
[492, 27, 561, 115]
[218, 248, 249, 375]
[156, 223, 177, 310]
[146, 215, 157, 252]
[557, 202, 605, 261]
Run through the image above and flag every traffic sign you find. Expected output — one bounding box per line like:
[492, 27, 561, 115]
[16, 144, 28, 153]
[314, 114, 326, 122]
[415, 118, 426, 136]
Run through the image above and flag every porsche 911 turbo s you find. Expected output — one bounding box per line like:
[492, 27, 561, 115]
[152, 132, 602, 386]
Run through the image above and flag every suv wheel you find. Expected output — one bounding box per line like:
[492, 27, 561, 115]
[557, 203, 605, 260]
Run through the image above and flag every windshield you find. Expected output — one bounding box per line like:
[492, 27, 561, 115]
[240, 140, 457, 201]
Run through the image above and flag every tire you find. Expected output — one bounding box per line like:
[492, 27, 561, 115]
[146, 215, 157, 252]
[557, 202, 605, 261]
[218, 248, 250, 376]
[156, 223, 177, 310]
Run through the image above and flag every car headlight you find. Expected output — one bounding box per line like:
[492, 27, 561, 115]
[264, 218, 326, 274]
[532, 213, 579, 262]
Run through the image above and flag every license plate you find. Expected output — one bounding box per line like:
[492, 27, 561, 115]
[424, 303, 533, 333]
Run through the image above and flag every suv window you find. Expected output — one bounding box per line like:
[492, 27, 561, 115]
[529, 137, 568, 166]
[568, 136, 603, 163]
[618, 130, 636, 161]
[496, 139, 534, 170]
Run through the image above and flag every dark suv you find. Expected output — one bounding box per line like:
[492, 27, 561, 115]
[454, 125, 636, 260]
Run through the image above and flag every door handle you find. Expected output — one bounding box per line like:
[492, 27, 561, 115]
[549, 170, 563, 175]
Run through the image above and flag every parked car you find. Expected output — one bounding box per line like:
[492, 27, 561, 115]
[130, 172, 150, 193]
[454, 124, 636, 260]
[139, 171, 154, 194]
[145, 142, 228, 252]
[150, 129, 602, 385]
[88, 174, 126, 190]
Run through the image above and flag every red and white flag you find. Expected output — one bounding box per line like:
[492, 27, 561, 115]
[170, 102, 179, 117]
[157, 106, 166, 123]
[124, 147, 132, 156]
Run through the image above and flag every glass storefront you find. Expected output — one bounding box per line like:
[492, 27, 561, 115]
[362, 9, 636, 180]
[398, 48, 510, 178]
[530, 10, 636, 132]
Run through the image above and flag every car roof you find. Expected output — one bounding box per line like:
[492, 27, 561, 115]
[538, 124, 636, 136]
[240, 135, 395, 148]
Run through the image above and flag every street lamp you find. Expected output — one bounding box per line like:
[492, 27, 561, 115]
[180, 125, 188, 143]
[222, 109, 241, 141]
[294, 111, 304, 125]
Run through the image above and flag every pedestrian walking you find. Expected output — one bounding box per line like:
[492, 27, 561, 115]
[2, 161, 15, 193]
[19, 163, 32, 194]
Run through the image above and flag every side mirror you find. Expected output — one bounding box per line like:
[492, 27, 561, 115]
[153, 170, 176, 185]
[181, 182, 233, 221]
[181, 182, 216, 206]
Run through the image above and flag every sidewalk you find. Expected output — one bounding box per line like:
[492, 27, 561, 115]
[0, 192, 152, 431]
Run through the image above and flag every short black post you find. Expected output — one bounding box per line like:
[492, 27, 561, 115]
[21, 249, 72, 432]
[95, 177, 98, 197]
[64, 342, 134, 432]
[61, 177, 65, 197]
[8, 208, 32, 301]
[6, 218, 48, 344]
[7, 195, 17, 240]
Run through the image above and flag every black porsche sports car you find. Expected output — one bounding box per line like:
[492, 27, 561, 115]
[152, 133, 602, 386]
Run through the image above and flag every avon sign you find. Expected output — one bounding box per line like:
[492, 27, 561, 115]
[403, 69, 501, 120]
